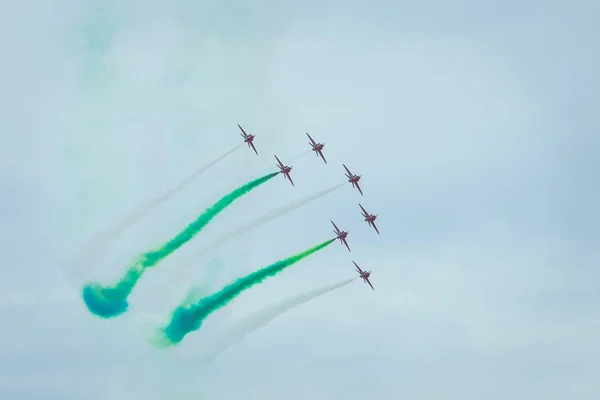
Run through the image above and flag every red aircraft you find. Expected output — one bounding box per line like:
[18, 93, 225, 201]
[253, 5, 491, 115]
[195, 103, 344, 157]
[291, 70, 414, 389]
[306, 132, 326, 163]
[331, 220, 350, 251]
[343, 164, 363, 195]
[237, 124, 258, 155]
[275, 155, 294, 186]
[359, 203, 379, 235]
[354, 261, 374, 290]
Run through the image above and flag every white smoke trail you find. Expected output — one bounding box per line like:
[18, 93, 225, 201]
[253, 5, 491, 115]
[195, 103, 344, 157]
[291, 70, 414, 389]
[65, 143, 242, 283]
[287, 149, 312, 161]
[195, 276, 357, 367]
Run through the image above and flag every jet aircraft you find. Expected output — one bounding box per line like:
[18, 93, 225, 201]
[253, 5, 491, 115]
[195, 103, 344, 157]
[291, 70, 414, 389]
[331, 220, 350, 251]
[359, 203, 379, 234]
[306, 133, 326, 163]
[354, 261, 374, 290]
[238, 124, 258, 154]
[275, 155, 294, 186]
[343, 164, 363, 195]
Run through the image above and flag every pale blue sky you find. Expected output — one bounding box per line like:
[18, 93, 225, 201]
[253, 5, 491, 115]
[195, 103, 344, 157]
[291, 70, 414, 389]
[1, 0, 598, 399]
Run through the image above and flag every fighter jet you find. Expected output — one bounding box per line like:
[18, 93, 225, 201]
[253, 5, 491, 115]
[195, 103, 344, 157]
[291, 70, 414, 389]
[238, 124, 258, 154]
[359, 203, 379, 234]
[306, 133, 326, 163]
[343, 164, 363, 195]
[331, 220, 350, 251]
[354, 261, 374, 290]
[275, 155, 294, 186]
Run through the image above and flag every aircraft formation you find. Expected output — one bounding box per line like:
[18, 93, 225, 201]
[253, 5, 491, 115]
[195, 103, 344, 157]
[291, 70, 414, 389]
[237, 124, 377, 290]
[78, 122, 382, 349]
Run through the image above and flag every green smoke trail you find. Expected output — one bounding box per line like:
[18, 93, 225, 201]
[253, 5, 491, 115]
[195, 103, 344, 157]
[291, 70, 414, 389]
[156, 238, 336, 346]
[82, 172, 279, 319]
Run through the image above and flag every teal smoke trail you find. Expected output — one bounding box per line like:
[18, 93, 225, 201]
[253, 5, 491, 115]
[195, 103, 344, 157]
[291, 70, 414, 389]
[82, 172, 279, 319]
[156, 238, 336, 346]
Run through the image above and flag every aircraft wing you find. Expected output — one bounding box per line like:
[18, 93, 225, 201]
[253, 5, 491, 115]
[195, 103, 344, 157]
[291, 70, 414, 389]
[287, 173, 295, 186]
[306, 132, 316, 145]
[319, 151, 327, 164]
[353, 261, 363, 274]
[365, 277, 374, 290]
[371, 221, 380, 235]
[237, 124, 247, 137]
[359, 203, 368, 215]
[355, 182, 364, 196]
[343, 238, 351, 252]
[343, 164, 353, 176]
[274, 155, 283, 168]
[331, 220, 340, 233]
[249, 142, 258, 154]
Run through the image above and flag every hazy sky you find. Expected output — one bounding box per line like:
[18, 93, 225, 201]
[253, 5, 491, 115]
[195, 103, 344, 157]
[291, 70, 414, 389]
[1, 0, 598, 399]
